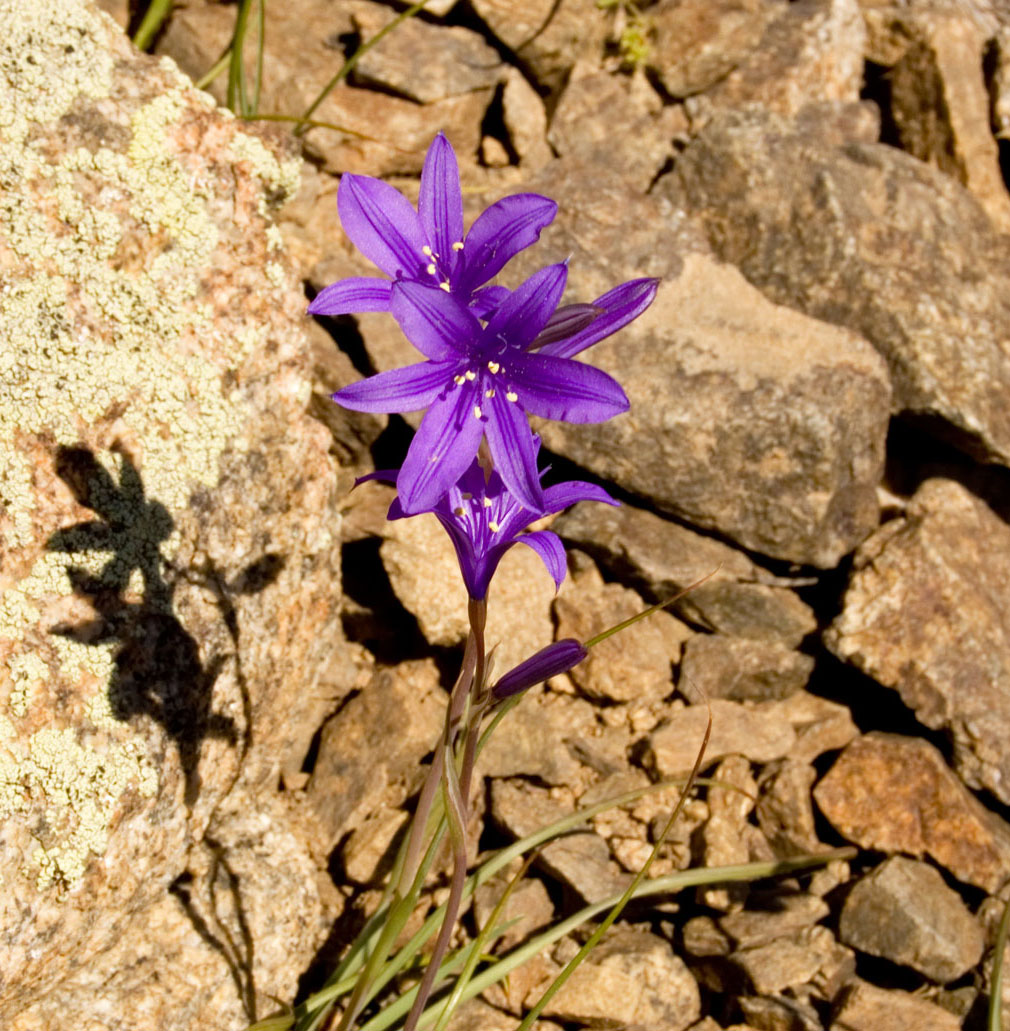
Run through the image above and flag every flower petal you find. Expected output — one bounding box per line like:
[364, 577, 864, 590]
[528, 303, 600, 349]
[539, 278, 659, 359]
[333, 361, 454, 414]
[391, 280, 478, 362]
[517, 530, 568, 590]
[492, 638, 588, 699]
[338, 173, 427, 279]
[484, 388, 544, 511]
[455, 193, 558, 294]
[482, 263, 567, 353]
[419, 133, 464, 274]
[543, 480, 619, 513]
[397, 381, 484, 513]
[510, 353, 629, 423]
[308, 277, 393, 315]
[469, 285, 511, 319]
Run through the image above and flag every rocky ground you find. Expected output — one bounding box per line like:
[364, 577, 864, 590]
[6, 0, 1010, 1028]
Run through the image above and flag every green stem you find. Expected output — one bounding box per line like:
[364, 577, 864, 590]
[132, 0, 174, 51]
[990, 893, 1010, 1031]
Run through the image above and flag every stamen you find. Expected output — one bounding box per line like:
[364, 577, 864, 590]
[482, 498, 492, 508]
[454, 506, 465, 516]
[453, 374, 466, 385]
[485, 389, 495, 398]
[451, 241, 464, 251]
[461, 492, 472, 500]
[488, 521, 500, 532]
[487, 361, 500, 374]
[426, 263, 437, 275]
[422, 245, 433, 256]
[473, 405, 482, 419]
[506, 390, 518, 403]
[464, 370, 476, 381]
[439, 283, 451, 292]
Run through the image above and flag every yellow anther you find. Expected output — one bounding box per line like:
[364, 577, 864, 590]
[488, 521, 500, 532]
[454, 374, 466, 385]
[487, 361, 500, 374]
[506, 390, 518, 402]
[473, 405, 482, 419]
[485, 389, 495, 398]
[465, 370, 476, 381]
[452, 241, 464, 251]
[422, 245, 433, 256]
[426, 263, 437, 275]
[461, 492, 473, 500]
[439, 282, 451, 292]
[454, 506, 465, 516]
[482, 497, 492, 508]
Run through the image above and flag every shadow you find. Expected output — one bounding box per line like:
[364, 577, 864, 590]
[47, 444, 283, 807]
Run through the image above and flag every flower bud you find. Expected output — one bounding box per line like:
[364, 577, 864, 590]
[491, 638, 587, 700]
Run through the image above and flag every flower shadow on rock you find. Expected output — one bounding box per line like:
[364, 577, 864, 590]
[46, 445, 283, 807]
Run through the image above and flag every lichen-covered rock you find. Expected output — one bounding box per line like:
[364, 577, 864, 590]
[0, 1, 341, 1024]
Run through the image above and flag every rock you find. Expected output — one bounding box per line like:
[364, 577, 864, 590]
[829, 980, 961, 1031]
[688, 0, 865, 124]
[738, 993, 822, 1031]
[380, 509, 556, 676]
[305, 660, 445, 852]
[678, 635, 814, 703]
[473, 863, 555, 952]
[698, 756, 762, 910]
[673, 108, 1010, 468]
[447, 998, 561, 1031]
[156, 1, 487, 176]
[349, 2, 504, 103]
[553, 501, 817, 645]
[644, 700, 797, 778]
[501, 68, 552, 170]
[469, 0, 609, 97]
[814, 733, 1010, 892]
[553, 561, 685, 705]
[8, 790, 332, 1031]
[827, 478, 1010, 804]
[341, 807, 410, 885]
[0, 2, 343, 1024]
[731, 925, 843, 996]
[646, 0, 782, 98]
[770, 691, 858, 764]
[475, 688, 600, 786]
[539, 928, 701, 1031]
[489, 778, 631, 903]
[535, 246, 890, 567]
[720, 892, 830, 949]
[756, 760, 824, 855]
[888, 12, 1010, 230]
[838, 855, 985, 982]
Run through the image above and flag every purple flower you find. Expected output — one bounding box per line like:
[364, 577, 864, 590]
[362, 450, 617, 600]
[335, 264, 655, 514]
[492, 639, 588, 700]
[307, 133, 557, 318]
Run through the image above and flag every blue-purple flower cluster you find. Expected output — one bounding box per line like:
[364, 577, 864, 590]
[314, 132, 657, 623]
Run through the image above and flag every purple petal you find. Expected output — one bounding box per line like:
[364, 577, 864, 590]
[510, 353, 629, 423]
[391, 281, 478, 362]
[308, 277, 393, 315]
[518, 529, 568, 589]
[543, 480, 618, 513]
[419, 133, 464, 273]
[397, 381, 484, 514]
[338, 174, 427, 279]
[492, 637, 587, 699]
[529, 303, 600, 349]
[482, 263, 567, 353]
[540, 278, 659, 359]
[469, 285, 511, 319]
[484, 389, 544, 511]
[454, 193, 558, 295]
[334, 361, 453, 414]
[355, 469, 399, 488]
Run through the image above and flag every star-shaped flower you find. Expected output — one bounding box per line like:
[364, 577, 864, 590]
[307, 132, 557, 318]
[335, 263, 653, 514]
[363, 448, 617, 601]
